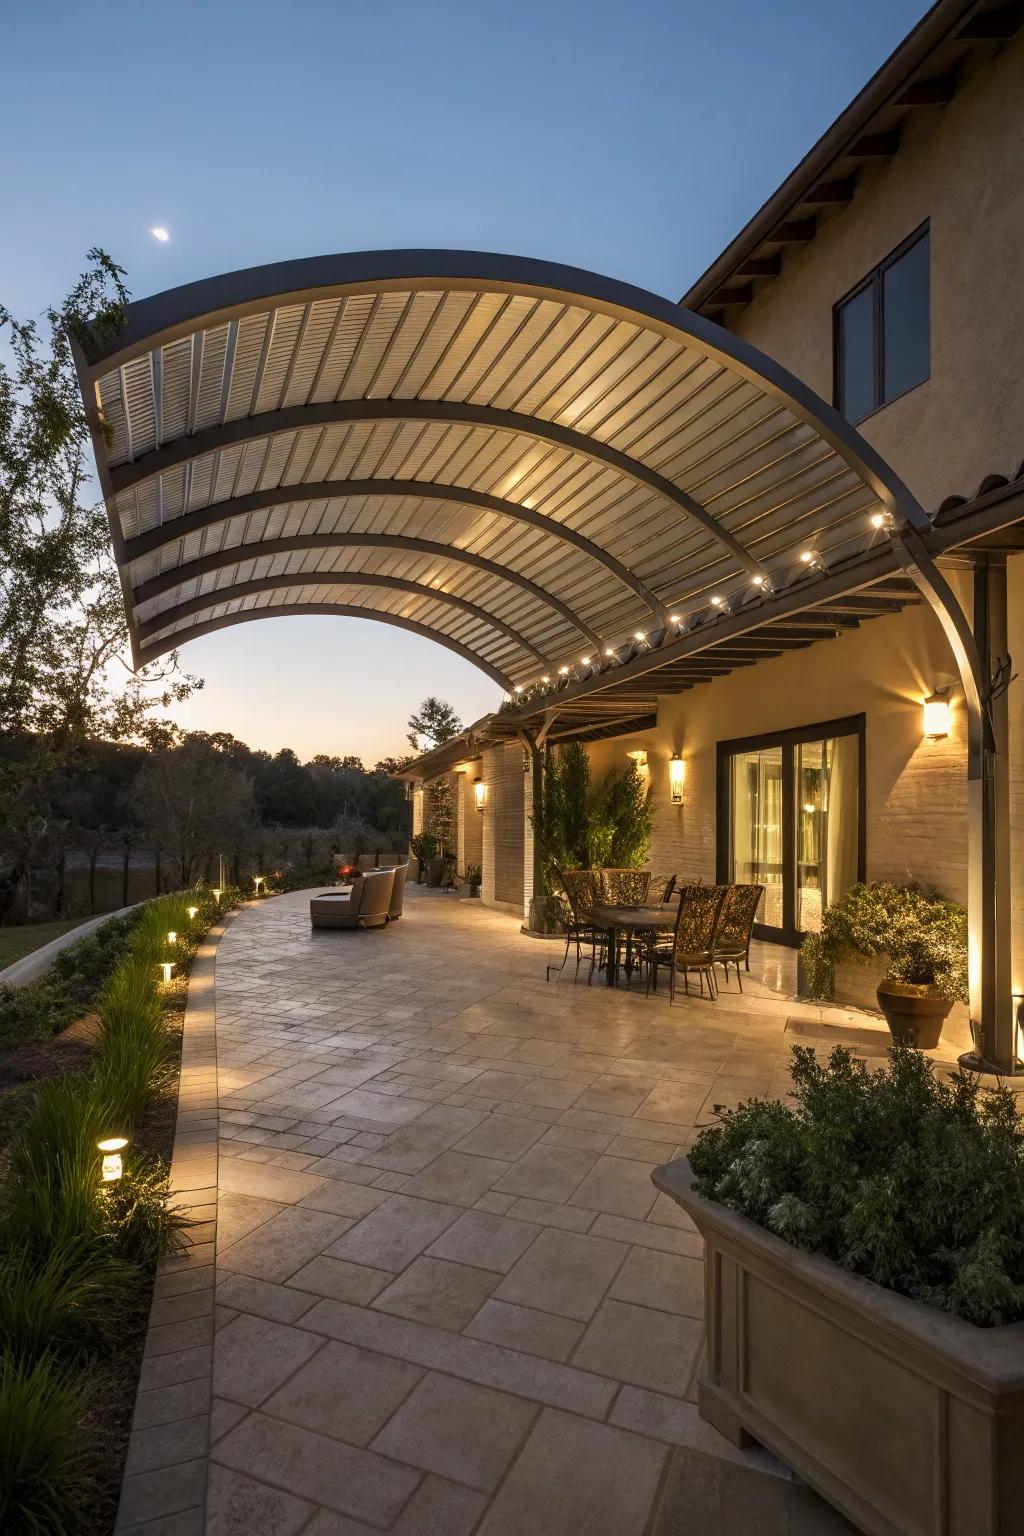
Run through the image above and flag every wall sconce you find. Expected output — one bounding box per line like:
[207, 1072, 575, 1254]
[669, 754, 685, 804]
[923, 687, 952, 741]
[473, 777, 487, 812]
[187, 906, 198, 921]
[98, 1136, 128, 1183]
[159, 961, 175, 985]
[626, 749, 648, 769]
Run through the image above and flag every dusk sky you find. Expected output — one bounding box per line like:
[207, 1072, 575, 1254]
[9, 0, 930, 764]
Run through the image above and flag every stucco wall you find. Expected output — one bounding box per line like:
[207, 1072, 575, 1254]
[726, 34, 1024, 511]
[586, 596, 971, 910]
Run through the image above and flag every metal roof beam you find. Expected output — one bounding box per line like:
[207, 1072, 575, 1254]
[107, 398, 766, 585]
[131, 533, 601, 648]
[120, 479, 667, 624]
[136, 604, 514, 686]
[136, 572, 547, 663]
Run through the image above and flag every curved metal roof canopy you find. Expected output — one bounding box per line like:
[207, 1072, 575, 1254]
[76, 250, 926, 690]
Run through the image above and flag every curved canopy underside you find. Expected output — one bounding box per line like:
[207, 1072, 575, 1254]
[76, 250, 926, 690]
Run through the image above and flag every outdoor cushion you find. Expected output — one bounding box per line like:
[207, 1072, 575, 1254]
[309, 871, 395, 929]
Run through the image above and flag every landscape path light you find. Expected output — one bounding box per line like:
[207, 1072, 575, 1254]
[98, 1136, 128, 1183]
[159, 960, 175, 985]
[187, 905, 199, 921]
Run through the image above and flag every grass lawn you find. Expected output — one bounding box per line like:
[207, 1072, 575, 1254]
[0, 916, 91, 971]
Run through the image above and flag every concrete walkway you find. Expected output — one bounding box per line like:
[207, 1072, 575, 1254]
[135, 887, 869, 1535]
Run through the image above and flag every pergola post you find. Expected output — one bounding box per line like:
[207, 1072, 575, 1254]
[891, 529, 1019, 1075]
[965, 554, 1016, 1073]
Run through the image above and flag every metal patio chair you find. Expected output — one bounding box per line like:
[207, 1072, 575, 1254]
[647, 883, 728, 1001]
[546, 867, 603, 983]
[713, 883, 765, 990]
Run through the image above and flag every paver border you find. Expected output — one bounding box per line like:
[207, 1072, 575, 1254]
[116, 907, 237, 1534]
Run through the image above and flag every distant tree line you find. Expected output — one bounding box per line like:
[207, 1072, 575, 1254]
[0, 729, 413, 921]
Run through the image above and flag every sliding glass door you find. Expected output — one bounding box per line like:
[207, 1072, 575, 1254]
[718, 717, 864, 945]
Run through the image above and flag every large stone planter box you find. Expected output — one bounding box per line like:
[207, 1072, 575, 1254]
[652, 1159, 1024, 1536]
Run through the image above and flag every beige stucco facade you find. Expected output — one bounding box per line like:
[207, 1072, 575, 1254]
[725, 33, 1024, 511]
[412, 33, 1024, 1021]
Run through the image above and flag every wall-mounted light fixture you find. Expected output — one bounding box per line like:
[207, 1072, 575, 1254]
[626, 749, 648, 769]
[923, 687, 952, 741]
[473, 777, 487, 812]
[669, 754, 685, 804]
[98, 1136, 128, 1182]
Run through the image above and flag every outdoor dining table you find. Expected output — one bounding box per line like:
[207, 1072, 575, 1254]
[588, 902, 677, 988]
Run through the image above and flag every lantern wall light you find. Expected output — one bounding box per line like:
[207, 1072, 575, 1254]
[669, 754, 685, 805]
[473, 777, 487, 812]
[98, 1136, 128, 1183]
[923, 687, 952, 741]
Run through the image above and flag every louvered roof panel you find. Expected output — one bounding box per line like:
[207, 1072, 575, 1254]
[78, 250, 924, 694]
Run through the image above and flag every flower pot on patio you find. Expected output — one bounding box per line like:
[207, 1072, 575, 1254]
[651, 1159, 1024, 1536]
[876, 979, 953, 1049]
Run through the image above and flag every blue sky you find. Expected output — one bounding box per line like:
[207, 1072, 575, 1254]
[8, 0, 930, 763]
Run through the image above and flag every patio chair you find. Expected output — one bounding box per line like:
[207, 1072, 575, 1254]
[309, 867, 395, 930]
[647, 871, 677, 904]
[546, 867, 603, 983]
[713, 883, 764, 990]
[647, 883, 728, 1001]
[388, 861, 410, 921]
[600, 868, 652, 905]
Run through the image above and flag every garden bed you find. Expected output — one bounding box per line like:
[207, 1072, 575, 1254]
[0, 890, 236, 1533]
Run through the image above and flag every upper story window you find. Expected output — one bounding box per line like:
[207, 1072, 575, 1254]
[834, 223, 930, 423]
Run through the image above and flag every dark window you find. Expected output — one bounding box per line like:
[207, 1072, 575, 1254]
[834, 224, 929, 422]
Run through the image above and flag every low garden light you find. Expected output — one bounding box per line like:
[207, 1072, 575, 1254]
[211, 887, 222, 902]
[924, 687, 952, 741]
[669, 754, 685, 804]
[473, 777, 487, 812]
[187, 905, 199, 921]
[98, 1136, 128, 1183]
[253, 874, 266, 893]
[159, 961, 175, 985]
[166, 930, 178, 944]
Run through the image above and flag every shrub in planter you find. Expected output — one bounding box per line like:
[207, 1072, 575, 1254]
[690, 1044, 1024, 1325]
[801, 881, 968, 1047]
[463, 863, 482, 897]
[409, 832, 439, 883]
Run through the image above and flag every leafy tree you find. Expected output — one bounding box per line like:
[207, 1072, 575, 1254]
[133, 737, 255, 886]
[427, 775, 456, 852]
[0, 252, 198, 918]
[374, 754, 414, 776]
[407, 697, 462, 753]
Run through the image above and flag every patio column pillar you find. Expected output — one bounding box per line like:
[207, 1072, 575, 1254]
[965, 553, 1016, 1074]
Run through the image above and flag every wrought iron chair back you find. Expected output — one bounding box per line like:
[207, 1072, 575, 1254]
[562, 867, 603, 918]
[600, 868, 652, 905]
[713, 883, 764, 989]
[647, 872, 677, 904]
[663, 883, 729, 1001]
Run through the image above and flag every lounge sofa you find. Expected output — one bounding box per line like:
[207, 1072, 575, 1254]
[309, 867, 396, 930]
[388, 861, 409, 921]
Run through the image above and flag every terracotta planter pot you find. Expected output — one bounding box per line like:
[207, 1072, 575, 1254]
[652, 1159, 1024, 1536]
[876, 980, 953, 1049]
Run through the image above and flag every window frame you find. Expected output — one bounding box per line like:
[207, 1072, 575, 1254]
[715, 712, 867, 948]
[833, 221, 930, 424]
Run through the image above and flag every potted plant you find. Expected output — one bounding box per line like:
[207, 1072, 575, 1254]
[653, 1045, 1024, 1535]
[409, 832, 439, 885]
[801, 881, 968, 1049]
[463, 863, 482, 898]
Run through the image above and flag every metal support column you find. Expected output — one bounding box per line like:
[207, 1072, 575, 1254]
[962, 554, 1017, 1073]
[891, 528, 1019, 1075]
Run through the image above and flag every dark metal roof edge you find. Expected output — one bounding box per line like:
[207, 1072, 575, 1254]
[680, 0, 989, 312]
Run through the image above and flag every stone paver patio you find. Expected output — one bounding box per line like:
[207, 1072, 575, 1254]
[131, 887, 883, 1534]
